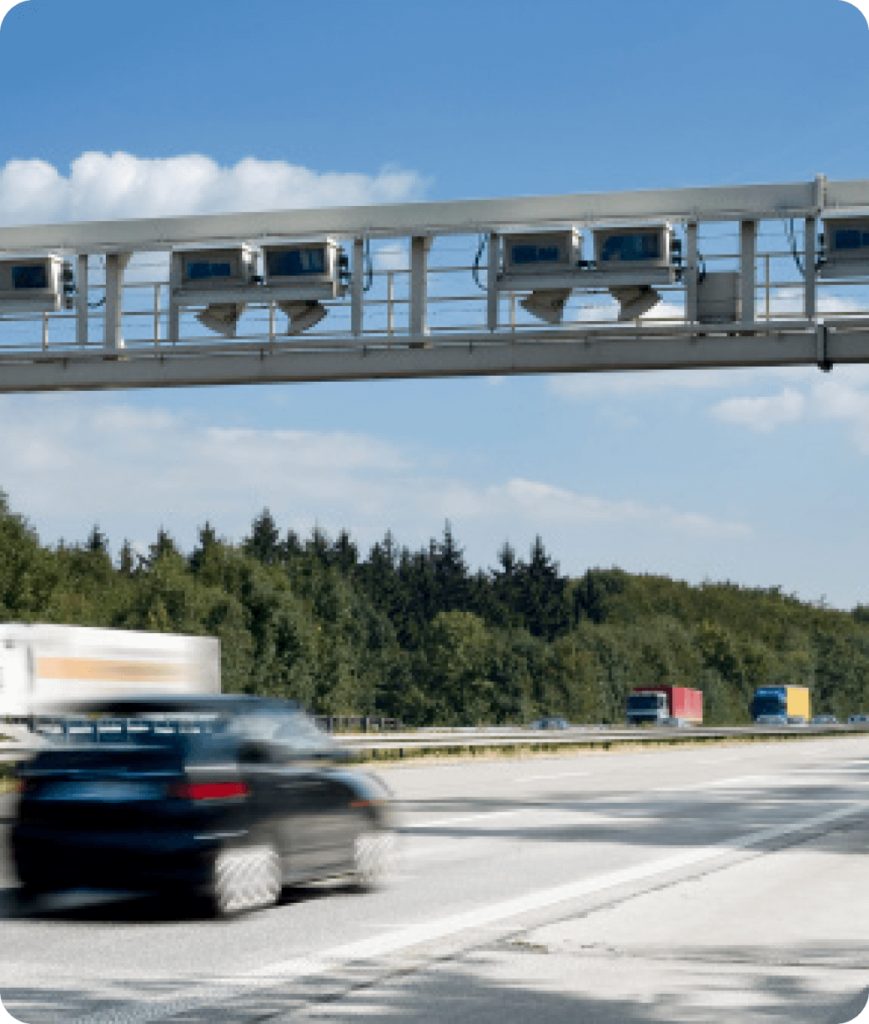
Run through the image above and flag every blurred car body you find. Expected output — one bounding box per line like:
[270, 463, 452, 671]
[849, 714, 869, 724]
[755, 714, 787, 725]
[661, 717, 691, 727]
[528, 717, 570, 730]
[811, 714, 839, 725]
[11, 695, 394, 915]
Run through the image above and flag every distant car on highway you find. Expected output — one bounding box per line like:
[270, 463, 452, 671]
[661, 717, 691, 727]
[811, 714, 839, 725]
[849, 714, 869, 724]
[528, 717, 570, 730]
[786, 715, 808, 726]
[755, 714, 788, 725]
[11, 695, 395, 916]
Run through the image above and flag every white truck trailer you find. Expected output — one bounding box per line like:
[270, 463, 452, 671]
[0, 623, 220, 724]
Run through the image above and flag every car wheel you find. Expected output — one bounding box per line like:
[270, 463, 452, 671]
[210, 843, 282, 916]
[351, 828, 395, 892]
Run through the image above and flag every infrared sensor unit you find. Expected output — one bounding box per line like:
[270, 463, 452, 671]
[0, 256, 67, 312]
[173, 247, 255, 291]
[591, 224, 676, 320]
[261, 239, 347, 296]
[820, 218, 869, 277]
[171, 247, 255, 338]
[501, 231, 582, 276]
[496, 230, 582, 325]
[592, 225, 672, 270]
[262, 239, 347, 335]
[494, 225, 679, 324]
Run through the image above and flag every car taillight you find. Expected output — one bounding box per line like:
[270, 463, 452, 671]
[168, 781, 249, 801]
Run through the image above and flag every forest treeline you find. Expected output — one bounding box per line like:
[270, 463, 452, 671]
[2, 491, 869, 726]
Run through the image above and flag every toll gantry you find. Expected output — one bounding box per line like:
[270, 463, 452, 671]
[0, 174, 867, 391]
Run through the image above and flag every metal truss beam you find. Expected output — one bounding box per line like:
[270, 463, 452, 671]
[0, 175, 864, 255]
[0, 174, 868, 394]
[0, 324, 866, 393]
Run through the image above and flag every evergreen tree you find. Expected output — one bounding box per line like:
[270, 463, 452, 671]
[87, 524, 109, 555]
[431, 521, 470, 614]
[189, 522, 219, 575]
[330, 529, 358, 576]
[514, 535, 571, 640]
[244, 508, 282, 566]
[118, 540, 136, 575]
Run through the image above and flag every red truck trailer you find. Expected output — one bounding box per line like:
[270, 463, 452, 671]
[626, 686, 703, 726]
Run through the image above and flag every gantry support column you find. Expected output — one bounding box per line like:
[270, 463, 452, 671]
[351, 237, 365, 337]
[409, 235, 431, 347]
[104, 252, 130, 352]
[685, 222, 698, 324]
[487, 233, 500, 331]
[805, 216, 817, 320]
[75, 254, 89, 347]
[740, 221, 756, 326]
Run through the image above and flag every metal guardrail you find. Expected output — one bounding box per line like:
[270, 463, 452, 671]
[1, 723, 864, 764]
[332, 724, 866, 758]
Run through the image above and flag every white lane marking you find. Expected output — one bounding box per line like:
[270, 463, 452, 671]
[514, 771, 590, 782]
[405, 770, 856, 828]
[401, 807, 664, 861]
[650, 773, 782, 793]
[403, 809, 523, 830]
[72, 799, 869, 1024]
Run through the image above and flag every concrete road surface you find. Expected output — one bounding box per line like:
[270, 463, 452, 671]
[2, 736, 869, 1022]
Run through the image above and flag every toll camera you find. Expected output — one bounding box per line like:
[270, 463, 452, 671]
[262, 239, 347, 334]
[173, 247, 255, 291]
[592, 224, 677, 321]
[494, 225, 679, 324]
[820, 218, 869, 277]
[0, 255, 70, 312]
[170, 247, 255, 338]
[496, 231, 581, 324]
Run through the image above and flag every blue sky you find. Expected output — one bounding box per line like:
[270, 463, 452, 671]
[0, 0, 868, 608]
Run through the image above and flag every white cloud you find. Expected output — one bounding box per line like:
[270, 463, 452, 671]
[710, 387, 806, 433]
[373, 244, 409, 272]
[765, 286, 869, 317]
[809, 376, 869, 452]
[0, 152, 429, 226]
[700, 369, 869, 448]
[491, 478, 749, 538]
[549, 367, 762, 400]
[0, 395, 748, 556]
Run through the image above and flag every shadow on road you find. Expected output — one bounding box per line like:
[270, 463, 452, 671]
[0, 881, 341, 924]
[2, 945, 868, 1023]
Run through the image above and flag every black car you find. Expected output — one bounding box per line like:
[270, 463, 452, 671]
[11, 695, 395, 915]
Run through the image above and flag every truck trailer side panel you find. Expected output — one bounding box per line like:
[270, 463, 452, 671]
[668, 687, 703, 724]
[0, 624, 220, 718]
[785, 686, 811, 721]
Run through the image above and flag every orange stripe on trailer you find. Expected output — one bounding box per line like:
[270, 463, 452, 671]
[36, 657, 192, 683]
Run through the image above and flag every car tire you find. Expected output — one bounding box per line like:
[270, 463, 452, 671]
[351, 828, 395, 892]
[210, 843, 282, 917]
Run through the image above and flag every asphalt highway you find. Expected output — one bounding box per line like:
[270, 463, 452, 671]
[2, 736, 869, 1023]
